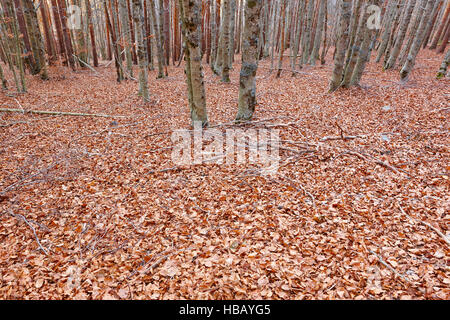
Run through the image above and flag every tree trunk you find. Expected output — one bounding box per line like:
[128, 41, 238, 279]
[235, 0, 263, 121]
[351, 0, 382, 86]
[437, 20, 450, 53]
[302, 0, 315, 65]
[85, 0, 99, 67]
[329, 0, 351, 92]
[422, 0, 443, 48]
[50, 0, 66, 59]
[0, 60, 7, 89]
[12, 0, 36, 71]
[220, 0, 231, 82]
[276, 0, 286, 78]
[398, 1, 425, 67]
[429, 2, 450, 50]
[58, 0, 77, 70]
[119, 0, 133, 76]
[103, 0, 124, 81]
[132, 0, 150, 101]
[228, 0, 236, 65]
[376, 0, 398, 63]
[310, 0, 325, 66]
[210, 0, 217, 69]
[72, 0, 88, 65]
[385, 0, 417, 70]
[436, 49, 449, 78]
[400, 0, 434, 80]
[22, 0, 49, 79]
[291, 0, 304, 74]
[178, 0, 208, 126]
[149, 0, 165, 78]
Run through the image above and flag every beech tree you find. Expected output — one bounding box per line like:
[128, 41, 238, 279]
[329, 0, 351, 92]
[436, 49, 450, 79]
[384, 0, 417, 70]
[235, 0, 263, 122]
[0, 0, 447, 103]
[179, 0, 208, 126]
[133, 0, 150, 101]
[400, 0, 434, 81]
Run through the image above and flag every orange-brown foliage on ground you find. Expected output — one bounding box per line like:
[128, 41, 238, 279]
[0, 50, 448, 299]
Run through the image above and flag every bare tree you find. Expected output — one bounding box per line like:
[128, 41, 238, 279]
[179, 0, 208, 126]
[329, 0, 351, 92]
[235, 0, 263, 121]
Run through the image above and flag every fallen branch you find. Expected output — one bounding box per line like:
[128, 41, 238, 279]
[0, 108, 127, 118]
[399, 205, 450, 246]
[8, 210, 49, 255]
[346, 151, 404, 175]
[369, 249, 410, 283]
[321, 134, 367, 142]
[73, 54, 99, 74]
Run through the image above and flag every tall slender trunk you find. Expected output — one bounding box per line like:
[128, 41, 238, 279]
[376, 0, 398, 63]
[422, 0, 443, 48]
[164, 0, 170, 65]
[4, 0, 26, 91]
[178, 0, 208, 126]
[132, 0, 150, 101]
[228, 0, 236, 65]
[50, 0, 66, 59]
[429, 3, 450, 50]
[385, 0, 417, 70]
[13, 0, 36, 71]
[437, 21, 450, 53]
[276, 0, 286, 78]
[119, 0, 133, 76]
[398, 2, 424, 67]
[72, 0, 88, 65]
[58, 0, 77, 70]
[149, 0, 165, 78]
[85, 0, 98, 67]
[210, 0, 217, 68]
[400, 0, 434, 80]
[302, 0, 315, 64]
[436, 49, 449, 78]
[103, 0, 124, 81]
[235, 0, 263, 121]
[220, 0, 231, 82]
[127, 0, 138, 63]
[310, 0, 325, 65]
[329, 0, 351, 92]
[351, 0, 382, 86]
[22, 0, 49, 79]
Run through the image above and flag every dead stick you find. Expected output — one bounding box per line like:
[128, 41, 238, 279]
[9, 210, 49, 255]
[321, 135, 367, 142]
[0, 108, 127, 118]
[399, 205, 450, 246]
[369, 250, 410, 283]
[73, 54, 98, 74]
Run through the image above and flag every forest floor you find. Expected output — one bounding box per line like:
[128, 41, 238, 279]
[0, 50, 449, 299]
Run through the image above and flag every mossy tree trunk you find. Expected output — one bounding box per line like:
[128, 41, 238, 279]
[436, 49, 449, 79]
